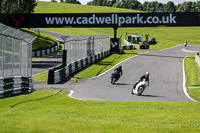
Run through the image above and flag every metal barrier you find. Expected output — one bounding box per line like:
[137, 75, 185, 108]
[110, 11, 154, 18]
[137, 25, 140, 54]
[0, 76, 31, 98]
[48, 50, 110, 84]
[62, 35, 110, 65]
[32, 44, 61, 57]
[0, 23, 36, 97]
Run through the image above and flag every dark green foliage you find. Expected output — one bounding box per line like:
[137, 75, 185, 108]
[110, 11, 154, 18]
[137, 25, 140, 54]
[0, 0, 37, 13]
[60, 0, 81, 4]
[86, 0, 200, 12]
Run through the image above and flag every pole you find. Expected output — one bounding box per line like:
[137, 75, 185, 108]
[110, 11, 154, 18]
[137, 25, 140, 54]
[113, 27, 118, 39]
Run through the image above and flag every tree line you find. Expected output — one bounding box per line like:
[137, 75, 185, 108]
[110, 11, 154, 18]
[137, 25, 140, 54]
[1, 0, 200, 13]
[86, 0, 200, 12]
[52, 0, 200, 12]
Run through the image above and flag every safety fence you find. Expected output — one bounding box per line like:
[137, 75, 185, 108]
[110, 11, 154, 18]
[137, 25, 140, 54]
[0, 23, 36, 97]
[48, 34, 110, 84]
[48, 50, 110, 84]
[62, 35, 110, 65]
[0, 76, 31, 98]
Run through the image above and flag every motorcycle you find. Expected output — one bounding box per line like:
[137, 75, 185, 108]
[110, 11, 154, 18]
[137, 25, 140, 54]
[132, 78, 149, 96]
[110, 70, 120, 84]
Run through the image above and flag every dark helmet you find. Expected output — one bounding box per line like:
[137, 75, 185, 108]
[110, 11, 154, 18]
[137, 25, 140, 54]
[119, 65, 122, 69]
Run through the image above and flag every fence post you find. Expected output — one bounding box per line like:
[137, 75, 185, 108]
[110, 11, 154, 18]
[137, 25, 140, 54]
[62, 50, 67, 67]
[47, 69, 54, 84]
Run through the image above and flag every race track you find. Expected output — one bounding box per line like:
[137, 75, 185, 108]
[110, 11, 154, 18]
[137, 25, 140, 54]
[70, 45, 199, 102]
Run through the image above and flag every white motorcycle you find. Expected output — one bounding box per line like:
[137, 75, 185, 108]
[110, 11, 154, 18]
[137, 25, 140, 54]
[132, 78, 149, 96]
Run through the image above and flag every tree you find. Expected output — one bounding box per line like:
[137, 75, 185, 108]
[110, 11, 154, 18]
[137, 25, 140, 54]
[65, 0, 81, 4]
[176, 1, 194, 12]
[0, 0, 3, 13]
[148, 1, 159, 12]
[51, 0, 58, 2]
[157, 2, 164, 12]
[113, 0, 141, 10]
[1, 0, 37, 13]
[164, 1, 176, 12]
[87, 0, 116, 7]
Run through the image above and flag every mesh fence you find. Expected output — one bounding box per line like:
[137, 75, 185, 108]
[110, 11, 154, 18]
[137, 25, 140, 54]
[63, 35, 110, 65]
[0, 23, 36, 78]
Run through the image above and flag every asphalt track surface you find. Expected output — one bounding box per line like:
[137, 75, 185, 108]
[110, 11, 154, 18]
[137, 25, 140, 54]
[32, 29, 198, 102]
[69, 45, 199, 102]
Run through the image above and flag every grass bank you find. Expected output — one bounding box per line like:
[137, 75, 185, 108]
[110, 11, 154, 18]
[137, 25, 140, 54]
[20, 28, 57, 51]
[184, 55, 200, 101]
[0, 89, 199, 133]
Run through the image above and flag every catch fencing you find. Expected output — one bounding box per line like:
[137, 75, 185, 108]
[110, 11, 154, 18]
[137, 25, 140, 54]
[48, 35, 110, 84]
[62, 35, 110, 65]
[0, 23, 36, 97]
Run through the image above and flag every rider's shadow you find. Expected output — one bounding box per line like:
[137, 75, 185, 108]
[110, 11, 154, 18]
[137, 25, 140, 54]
[140, 94, 166, 98]
[113, 83, 133, 86]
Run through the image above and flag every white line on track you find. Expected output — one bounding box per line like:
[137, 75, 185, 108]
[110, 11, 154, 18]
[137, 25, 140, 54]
[68, 90, 86, 101]
[182, 48, 199, 53]
[182, 57, 197, 102]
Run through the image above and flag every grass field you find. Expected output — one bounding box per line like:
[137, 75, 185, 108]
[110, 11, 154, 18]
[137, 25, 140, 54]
[185, 55, 200, 101]
[0, 89, 200, 133]
[34, 1, 141, 13]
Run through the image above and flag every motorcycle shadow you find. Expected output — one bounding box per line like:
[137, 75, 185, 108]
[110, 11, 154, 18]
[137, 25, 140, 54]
[113, 83, 133, 86]
[139, 94, 166, 98]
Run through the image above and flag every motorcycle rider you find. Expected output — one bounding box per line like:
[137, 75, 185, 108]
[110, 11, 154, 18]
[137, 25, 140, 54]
[133, 72, 150, 89]
[139, 72, 150, 82]
[111, 66, 123, 83]
[114, 65, 123, 78]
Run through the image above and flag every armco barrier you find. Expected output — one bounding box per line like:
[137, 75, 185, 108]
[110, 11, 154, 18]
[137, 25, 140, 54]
[32, 44, 61, 57]
[0, 76, 31, 98]
[195, 53, 200, 65]
[48, 50, 110, 84]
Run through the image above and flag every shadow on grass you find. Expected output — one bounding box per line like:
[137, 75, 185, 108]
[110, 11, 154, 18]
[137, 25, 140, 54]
[10, 90, 63, 108]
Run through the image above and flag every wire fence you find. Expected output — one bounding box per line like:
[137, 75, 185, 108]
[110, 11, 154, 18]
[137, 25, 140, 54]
[0, 23, 36, 78]
[62, 35, 110, 65]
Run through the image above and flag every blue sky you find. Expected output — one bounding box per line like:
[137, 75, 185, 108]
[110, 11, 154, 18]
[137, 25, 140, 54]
[38, 0, 198, 5]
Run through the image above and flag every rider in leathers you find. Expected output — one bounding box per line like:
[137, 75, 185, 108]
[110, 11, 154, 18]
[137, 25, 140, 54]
[111, 66, 123, 83]
[114, 66, 123, 78]
[133, 72, 150, 89]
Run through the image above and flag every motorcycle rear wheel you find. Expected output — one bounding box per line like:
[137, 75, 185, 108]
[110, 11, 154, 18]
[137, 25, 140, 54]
[137, 86, 145, 96]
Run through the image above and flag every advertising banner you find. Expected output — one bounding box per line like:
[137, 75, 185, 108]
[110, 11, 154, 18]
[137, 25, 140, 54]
[0, 13, 200, 28]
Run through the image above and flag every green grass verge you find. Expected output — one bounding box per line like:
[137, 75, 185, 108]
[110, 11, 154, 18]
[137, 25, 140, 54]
[20, 28, 57, 51]
[0, 89, 199, 133]
[33, 71, 48, 82]
[74, 50, 144, 78]
[184, 55, 200, 101]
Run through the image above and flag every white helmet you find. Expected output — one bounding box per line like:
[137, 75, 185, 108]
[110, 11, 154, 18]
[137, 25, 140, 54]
[145, 72, 150, 77]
